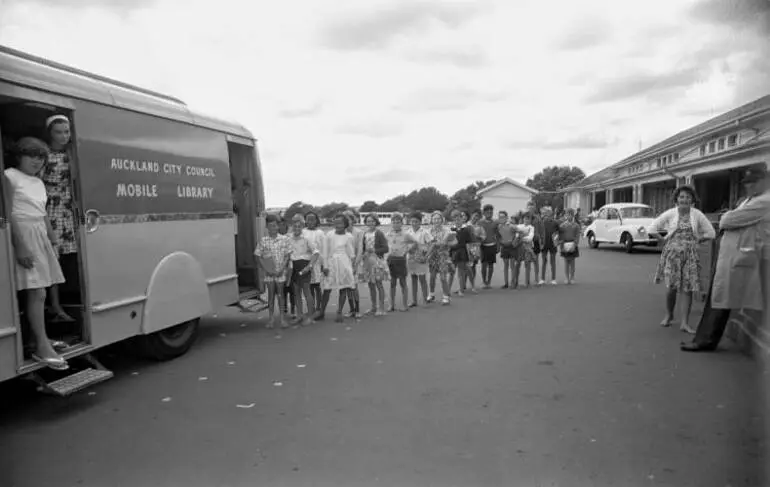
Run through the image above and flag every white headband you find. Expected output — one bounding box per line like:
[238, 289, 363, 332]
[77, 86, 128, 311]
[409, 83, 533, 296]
[46, 114, 70, 129]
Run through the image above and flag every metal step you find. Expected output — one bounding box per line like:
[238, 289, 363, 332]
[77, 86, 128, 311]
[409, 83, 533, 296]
[33, 368, 114, 397]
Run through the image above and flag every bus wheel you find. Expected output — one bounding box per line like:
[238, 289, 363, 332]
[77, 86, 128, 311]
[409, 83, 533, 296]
[136, 319, 200, 361]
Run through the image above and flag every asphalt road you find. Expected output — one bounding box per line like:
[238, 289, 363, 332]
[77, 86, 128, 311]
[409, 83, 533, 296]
[0, 243, 765, 487]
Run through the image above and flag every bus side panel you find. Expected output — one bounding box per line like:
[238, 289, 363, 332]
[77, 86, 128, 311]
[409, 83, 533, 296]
[72, 101, 237, 347]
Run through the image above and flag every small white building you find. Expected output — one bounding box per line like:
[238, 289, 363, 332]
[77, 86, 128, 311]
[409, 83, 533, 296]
[477, 177, 539, 216]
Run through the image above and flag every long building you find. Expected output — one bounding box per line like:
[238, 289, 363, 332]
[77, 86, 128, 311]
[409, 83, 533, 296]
[563, 95, 770, 220]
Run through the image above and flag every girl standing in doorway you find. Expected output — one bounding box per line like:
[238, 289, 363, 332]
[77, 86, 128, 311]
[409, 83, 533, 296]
[4, 138, 68, 370]
[40, 115, 77, 324]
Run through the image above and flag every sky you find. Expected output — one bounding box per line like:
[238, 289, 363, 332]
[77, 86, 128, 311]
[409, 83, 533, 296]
[0, 0, 768, 207]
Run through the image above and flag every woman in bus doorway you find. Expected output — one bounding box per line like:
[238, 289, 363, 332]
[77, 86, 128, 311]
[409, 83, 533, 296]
[4, 138, 69, 370]
[40, 114, 77, 324]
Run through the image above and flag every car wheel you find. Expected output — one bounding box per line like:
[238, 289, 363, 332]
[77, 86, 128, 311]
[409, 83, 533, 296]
[587, 232, 599, 249]
[623, 233, 634, 253]
[134, 318, 200, 361]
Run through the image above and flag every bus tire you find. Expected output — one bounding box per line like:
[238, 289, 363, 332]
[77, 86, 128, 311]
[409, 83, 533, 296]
[135, 318, 200, 361]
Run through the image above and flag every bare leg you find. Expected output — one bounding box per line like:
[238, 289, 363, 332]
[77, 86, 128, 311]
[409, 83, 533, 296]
[277, 282, 288, 328]
[543, 252, 556, 281]
[48, 284, 74, 321]
[680, 291, 694, 332]
[390, 280, 397, 311]
[429, 271, 437, 296]
[293, 281, 304, 322]
[310, 283, 322, 312]
[377, 281, 386, 311]
[441, 274, 452, 299]
[301, 283, 314, 324]
[513, 261, 521, 288]
[419, 275, 429, 302]
[266, 282, 277, 327]
[400, 276, 409, 309]
[457, 262, 467, 293]
[315, 290, 331, 320]
[532, 258, 539, 285]
[411, 275, 419, 305]
[524, 262, 531, 287]
[469, 263, 477, 290]
[336, 289, 348, 322]
[502, 259, 510, 287]
[367, 282, 377, 313]
[27, 289, 60, 359]
[662, 287, 677, 326]
[540, 253, 548, 282]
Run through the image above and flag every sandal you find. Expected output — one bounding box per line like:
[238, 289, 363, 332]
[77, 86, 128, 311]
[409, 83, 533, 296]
[31, 354, 69, 371]
[50, 340, 68, 351]
[50, 312, 76, 324]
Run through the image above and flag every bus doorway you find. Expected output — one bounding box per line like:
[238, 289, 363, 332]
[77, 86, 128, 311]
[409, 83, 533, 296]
[0, 97, 88, 362]
[228, 141, 264, 300]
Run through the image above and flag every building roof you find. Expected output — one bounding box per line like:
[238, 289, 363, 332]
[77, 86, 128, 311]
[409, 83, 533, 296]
[564, 94, 770, 191]
[0, 44, 255, 140]
[477, 177, 539, 196]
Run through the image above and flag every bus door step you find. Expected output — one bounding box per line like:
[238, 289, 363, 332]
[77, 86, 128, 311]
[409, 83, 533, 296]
[29, 354, 114, 397]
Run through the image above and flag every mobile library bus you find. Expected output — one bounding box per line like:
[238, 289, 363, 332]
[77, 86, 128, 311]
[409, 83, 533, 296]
[0, 45, 266, 395]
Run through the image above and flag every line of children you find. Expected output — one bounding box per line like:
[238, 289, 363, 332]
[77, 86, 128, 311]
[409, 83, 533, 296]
[255, 206, 581, 329]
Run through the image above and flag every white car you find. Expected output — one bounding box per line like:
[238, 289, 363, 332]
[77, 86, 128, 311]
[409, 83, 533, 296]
[584, 203, 662, 253]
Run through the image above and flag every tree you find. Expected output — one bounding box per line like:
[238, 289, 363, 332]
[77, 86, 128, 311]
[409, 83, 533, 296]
[318, 202, 350, 220]
[379, 195, 407, 212]
[283, 201, 319, 221]
[444, 179, 497, 217]
[403, 186, 449, 211]
[359, 200, 379, 212]
[526, 165, 585, 211]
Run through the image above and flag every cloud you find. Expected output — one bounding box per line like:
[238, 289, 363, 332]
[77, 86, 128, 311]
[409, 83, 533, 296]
[278, 102, 324, 118]
[689, 0, 770, 37]
[405, 45, 488, 67]
[318, 1, 484, 50]
[506, 136, 615, 151]
[553, 17, 613, 50]
[335, 119, 405, 138]
[346, 168, 422, 184]
[583, 68, 703, 104]
[7, 0, 156, 10]
[396, 86, 505, 112]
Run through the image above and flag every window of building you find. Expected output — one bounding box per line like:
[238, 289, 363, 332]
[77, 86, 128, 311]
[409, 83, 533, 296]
[700, 145, 706, 156]
[708, 141, 716, 153]
[673, 152, 679, 162]
[718, 138, 725, 150]
[728, 134, 738, 147]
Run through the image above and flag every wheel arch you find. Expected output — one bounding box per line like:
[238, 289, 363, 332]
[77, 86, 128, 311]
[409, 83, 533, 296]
[141, 251, 212, 335]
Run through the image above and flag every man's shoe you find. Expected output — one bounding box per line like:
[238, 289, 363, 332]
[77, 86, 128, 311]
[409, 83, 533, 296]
[680, 342, 717, 352]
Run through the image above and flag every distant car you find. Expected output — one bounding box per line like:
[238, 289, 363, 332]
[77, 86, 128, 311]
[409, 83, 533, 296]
[584, 203, 663, 253]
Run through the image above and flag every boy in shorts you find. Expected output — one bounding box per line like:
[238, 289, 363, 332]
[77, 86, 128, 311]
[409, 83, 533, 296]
[478, 204, 499, 288]
[386, 212, 410, 311]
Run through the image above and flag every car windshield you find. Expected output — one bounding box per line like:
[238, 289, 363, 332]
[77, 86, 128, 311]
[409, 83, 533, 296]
[620, 207, 654, 218]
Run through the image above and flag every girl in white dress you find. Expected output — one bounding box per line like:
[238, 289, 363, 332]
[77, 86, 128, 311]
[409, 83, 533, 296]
[4, 137, 68, 370]
[321, 214, 357, 322]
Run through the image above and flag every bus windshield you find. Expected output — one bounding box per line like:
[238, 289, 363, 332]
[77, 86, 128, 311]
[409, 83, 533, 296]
[620, 206, 654, 219]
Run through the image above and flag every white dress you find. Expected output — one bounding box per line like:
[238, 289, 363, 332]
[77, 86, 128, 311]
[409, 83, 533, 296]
[303, 227, 326, 285]
[322, 232, 357, 290]
[4, 168, 65, 290]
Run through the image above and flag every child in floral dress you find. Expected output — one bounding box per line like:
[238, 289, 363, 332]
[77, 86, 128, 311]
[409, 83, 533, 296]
[254, 214, 293, 329]
[427, 211, 455, 305]
[406, 211, 431, 307]
[514, 214, 537, 288]
[359, 213, 390, 316]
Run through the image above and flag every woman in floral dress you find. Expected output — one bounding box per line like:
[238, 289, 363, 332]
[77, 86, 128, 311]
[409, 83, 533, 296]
[650, 185, 716, 333]
[40, 115, 77, 323]
[427, 211, 455, 305]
